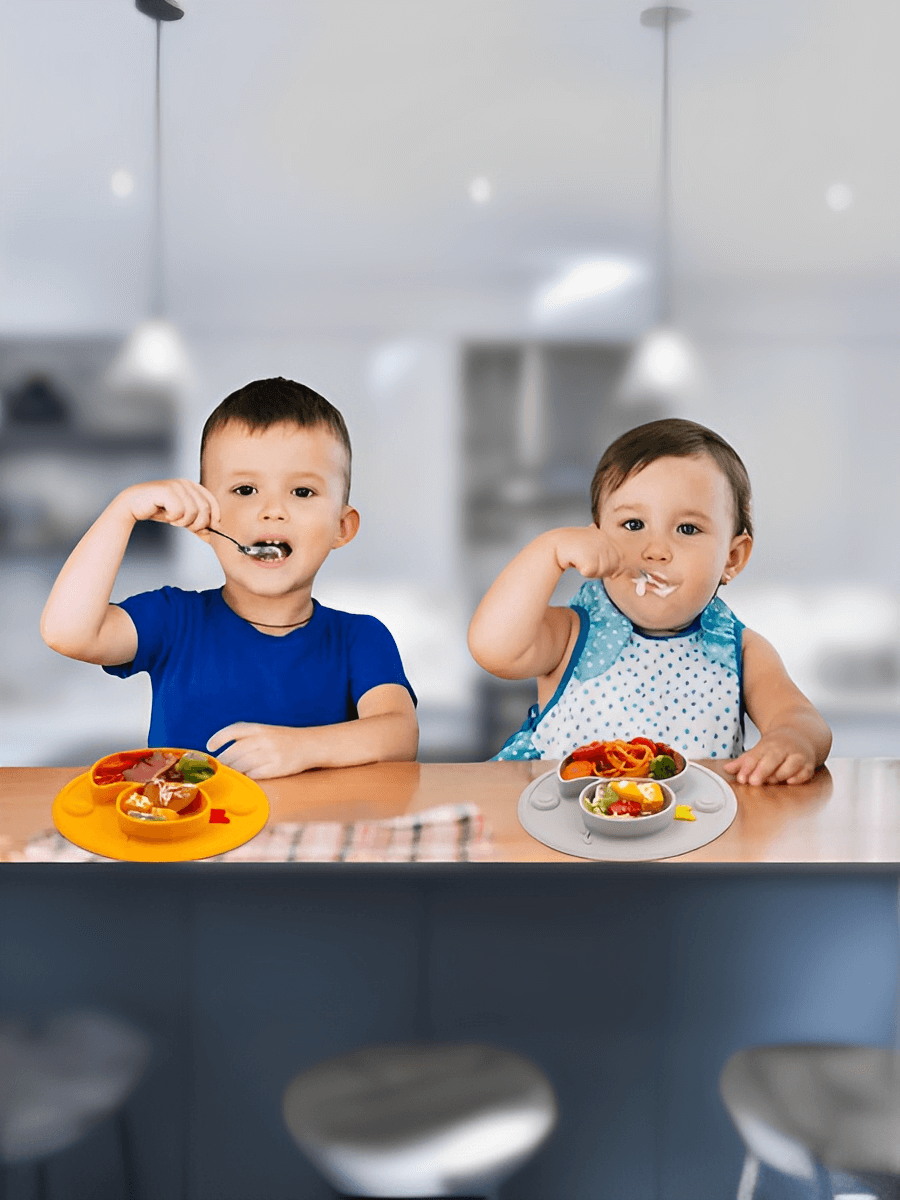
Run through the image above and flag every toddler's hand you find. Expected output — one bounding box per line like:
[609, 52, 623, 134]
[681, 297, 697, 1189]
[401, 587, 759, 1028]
[207, 722, 309, 780]
[722, 730, 817, 786]
[116, 479, 220, 534]
[553, 526, 623, 581]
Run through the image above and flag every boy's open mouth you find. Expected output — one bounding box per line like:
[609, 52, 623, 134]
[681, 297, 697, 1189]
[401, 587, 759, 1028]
[251, 539, 293, 561]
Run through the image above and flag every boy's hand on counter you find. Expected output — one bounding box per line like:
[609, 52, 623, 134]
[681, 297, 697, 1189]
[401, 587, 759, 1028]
[553, 526, 623, 581]
[207, 722, 311, 780]
[722, 729, 817, 786]
[116, 479, 220, 535]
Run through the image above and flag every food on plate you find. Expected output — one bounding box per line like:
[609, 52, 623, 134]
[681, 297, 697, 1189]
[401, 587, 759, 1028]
[142, 780, 199, 812]
[121, 779, 202, 823]
[674, 805, 695, 822]
[92, 749, 216, 788]
[582, 779, 668, 818]
[559, 738, 686, 780]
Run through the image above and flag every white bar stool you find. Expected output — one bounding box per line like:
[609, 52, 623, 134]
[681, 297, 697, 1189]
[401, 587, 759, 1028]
[282, 1041, 557, 1198]
[0, 1011, 151, 1198]
[720, 1044, 900, 1200]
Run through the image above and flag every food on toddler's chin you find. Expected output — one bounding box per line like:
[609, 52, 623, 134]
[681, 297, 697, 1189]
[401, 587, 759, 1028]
[583, 780, 667, 818]
[94, 749, 216, 788]
[633, 570, 677, 598]
[674, 805, 695, 822]
[560, 738, 686, 780]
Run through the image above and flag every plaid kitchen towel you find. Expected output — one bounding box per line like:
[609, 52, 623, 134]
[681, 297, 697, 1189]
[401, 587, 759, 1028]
[18, 804, 491, 863]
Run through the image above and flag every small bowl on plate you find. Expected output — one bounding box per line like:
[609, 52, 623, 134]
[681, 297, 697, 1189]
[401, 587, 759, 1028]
[116, 784, 210, 840]
[579, 778, 676, 838]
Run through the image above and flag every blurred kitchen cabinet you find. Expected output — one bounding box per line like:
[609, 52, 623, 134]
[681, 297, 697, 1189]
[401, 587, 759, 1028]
[0, 337, 176, 556]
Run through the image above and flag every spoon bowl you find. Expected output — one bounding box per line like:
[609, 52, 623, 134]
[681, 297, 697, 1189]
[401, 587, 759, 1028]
[206, 528, 289, 562]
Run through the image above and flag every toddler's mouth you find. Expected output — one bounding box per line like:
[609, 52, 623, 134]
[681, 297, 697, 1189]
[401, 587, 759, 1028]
[633, 570, 677, 598]
[251, 539, 293, 561]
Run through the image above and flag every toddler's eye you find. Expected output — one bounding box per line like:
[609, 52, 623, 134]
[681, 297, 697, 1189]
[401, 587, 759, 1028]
[622, 519, 644, 532]
[678, 523, 700, 535]
[233, 485, 256, 497]
[292, 487, 314, 498]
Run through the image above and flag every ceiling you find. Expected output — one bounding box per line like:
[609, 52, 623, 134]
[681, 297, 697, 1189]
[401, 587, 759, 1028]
[1, 0, 898, 336]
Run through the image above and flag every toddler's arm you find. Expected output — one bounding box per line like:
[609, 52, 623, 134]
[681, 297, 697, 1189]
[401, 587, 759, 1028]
[206, 684, 418, 779]
[723, 629, 831, 785]
[468, 526, 622, 681]
[41, 480, 219, 666]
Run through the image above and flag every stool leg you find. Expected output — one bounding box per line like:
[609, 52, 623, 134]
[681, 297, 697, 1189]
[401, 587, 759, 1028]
[34, 1161, 48, 1200]
[117, 1109, 139, 1200]
[738, 1152, 761, 1200]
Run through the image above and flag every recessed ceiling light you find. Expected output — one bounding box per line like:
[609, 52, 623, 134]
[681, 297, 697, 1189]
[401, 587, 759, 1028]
[469, 177, 492, 204]
[826, 183, 853, 212]
[534, 258, 639, 315]
[110, 169, 135, 198]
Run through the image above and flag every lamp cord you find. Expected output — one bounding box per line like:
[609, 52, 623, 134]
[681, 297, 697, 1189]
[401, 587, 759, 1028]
[151, 18, 164, 318]
[659, 9, 672, 325]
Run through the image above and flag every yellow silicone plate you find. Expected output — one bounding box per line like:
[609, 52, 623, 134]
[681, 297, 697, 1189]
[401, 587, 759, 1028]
[52, 762, 269, 862]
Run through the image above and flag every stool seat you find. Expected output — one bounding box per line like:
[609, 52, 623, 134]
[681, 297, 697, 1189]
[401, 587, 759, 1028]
[721, 1044, 900, 1199]
[282, 1041, 557, 1198]
[0, 1011, 151, 1165]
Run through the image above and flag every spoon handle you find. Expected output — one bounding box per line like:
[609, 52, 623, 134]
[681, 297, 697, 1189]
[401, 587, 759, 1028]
[206, 527, 242, 549]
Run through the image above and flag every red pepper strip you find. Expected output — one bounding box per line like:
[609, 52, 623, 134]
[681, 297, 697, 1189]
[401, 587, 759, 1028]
[631, 737, 657, 752]
[608, 799, 643, 817]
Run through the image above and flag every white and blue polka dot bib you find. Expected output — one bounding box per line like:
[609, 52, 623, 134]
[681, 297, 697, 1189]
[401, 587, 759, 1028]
[494, 580, 744, 761]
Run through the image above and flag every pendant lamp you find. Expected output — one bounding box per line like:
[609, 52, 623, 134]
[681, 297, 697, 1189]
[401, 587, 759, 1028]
[108, 1, 190, 396]
[620, 6, 700, 405]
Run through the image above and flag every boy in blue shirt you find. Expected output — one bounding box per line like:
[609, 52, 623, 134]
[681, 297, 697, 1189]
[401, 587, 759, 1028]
[41, 378, 418, 778]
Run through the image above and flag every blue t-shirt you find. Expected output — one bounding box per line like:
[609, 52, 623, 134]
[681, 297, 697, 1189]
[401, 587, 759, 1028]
[104, 587, 416, 753]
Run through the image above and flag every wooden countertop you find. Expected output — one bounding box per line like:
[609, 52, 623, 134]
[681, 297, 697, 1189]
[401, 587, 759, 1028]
[2, 758, 899, 864]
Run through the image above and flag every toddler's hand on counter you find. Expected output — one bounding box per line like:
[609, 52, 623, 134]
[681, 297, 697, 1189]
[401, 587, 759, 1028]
[552, 526, 623, 581]
[207, 722, 311, 780]
[722, 730, 817, 786]
[115, 479, 220, 535]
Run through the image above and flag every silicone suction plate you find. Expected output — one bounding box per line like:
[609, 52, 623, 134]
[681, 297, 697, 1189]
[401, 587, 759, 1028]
[53, 760, 268, 862]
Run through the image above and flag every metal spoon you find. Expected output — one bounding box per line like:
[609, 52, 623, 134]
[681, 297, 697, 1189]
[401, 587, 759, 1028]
[206, 528, 289, 562]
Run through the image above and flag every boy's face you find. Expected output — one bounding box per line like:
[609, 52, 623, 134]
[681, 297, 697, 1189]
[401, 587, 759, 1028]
[596, 453, 752, 634]
[198, 420, 357, 600]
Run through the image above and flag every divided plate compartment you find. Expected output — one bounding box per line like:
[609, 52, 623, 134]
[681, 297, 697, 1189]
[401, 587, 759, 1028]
[517, 763, 737, 861]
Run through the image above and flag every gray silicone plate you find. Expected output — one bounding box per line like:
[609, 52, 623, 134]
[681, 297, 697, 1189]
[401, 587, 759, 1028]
[517, 763, 737, 861]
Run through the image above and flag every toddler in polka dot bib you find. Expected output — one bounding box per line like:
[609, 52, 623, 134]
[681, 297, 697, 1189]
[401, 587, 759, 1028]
[468, 419, 831, 787]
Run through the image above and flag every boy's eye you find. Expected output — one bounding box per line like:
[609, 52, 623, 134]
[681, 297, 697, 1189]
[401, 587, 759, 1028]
[622, 519, 644, 532]
[292, 487, 314, 498]
[677, 523, 700, 535]
[233, 485, 256, 497]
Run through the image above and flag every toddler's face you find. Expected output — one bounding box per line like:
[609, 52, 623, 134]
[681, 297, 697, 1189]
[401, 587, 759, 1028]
[199, 420, 357, 600]
[596, 453, 751, 634]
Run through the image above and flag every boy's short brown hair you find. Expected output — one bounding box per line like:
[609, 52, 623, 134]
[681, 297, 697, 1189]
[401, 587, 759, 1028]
[590, 418, 753, 538]
[200, 377, 352, 502]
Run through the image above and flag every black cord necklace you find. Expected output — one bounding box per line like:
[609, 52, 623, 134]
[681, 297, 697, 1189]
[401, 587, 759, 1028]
[247, 616, 312, 629]
[223, 591, 313, 630]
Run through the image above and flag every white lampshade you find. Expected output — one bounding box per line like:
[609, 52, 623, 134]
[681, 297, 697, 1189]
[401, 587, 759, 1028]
[618, 325, 701, 404]
[106, 318, 192, 395]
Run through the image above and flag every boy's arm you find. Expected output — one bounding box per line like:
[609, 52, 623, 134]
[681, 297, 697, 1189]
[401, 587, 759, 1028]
[722, 628, 832, 786]
[467, 527, 622, 680]
[40, 480, 219, 666]
[206, 684, 418, 779]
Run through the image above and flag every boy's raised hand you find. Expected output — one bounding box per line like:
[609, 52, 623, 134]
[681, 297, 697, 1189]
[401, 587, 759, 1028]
[554, 526, 623, 581]
[118, 479, 220, 535]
